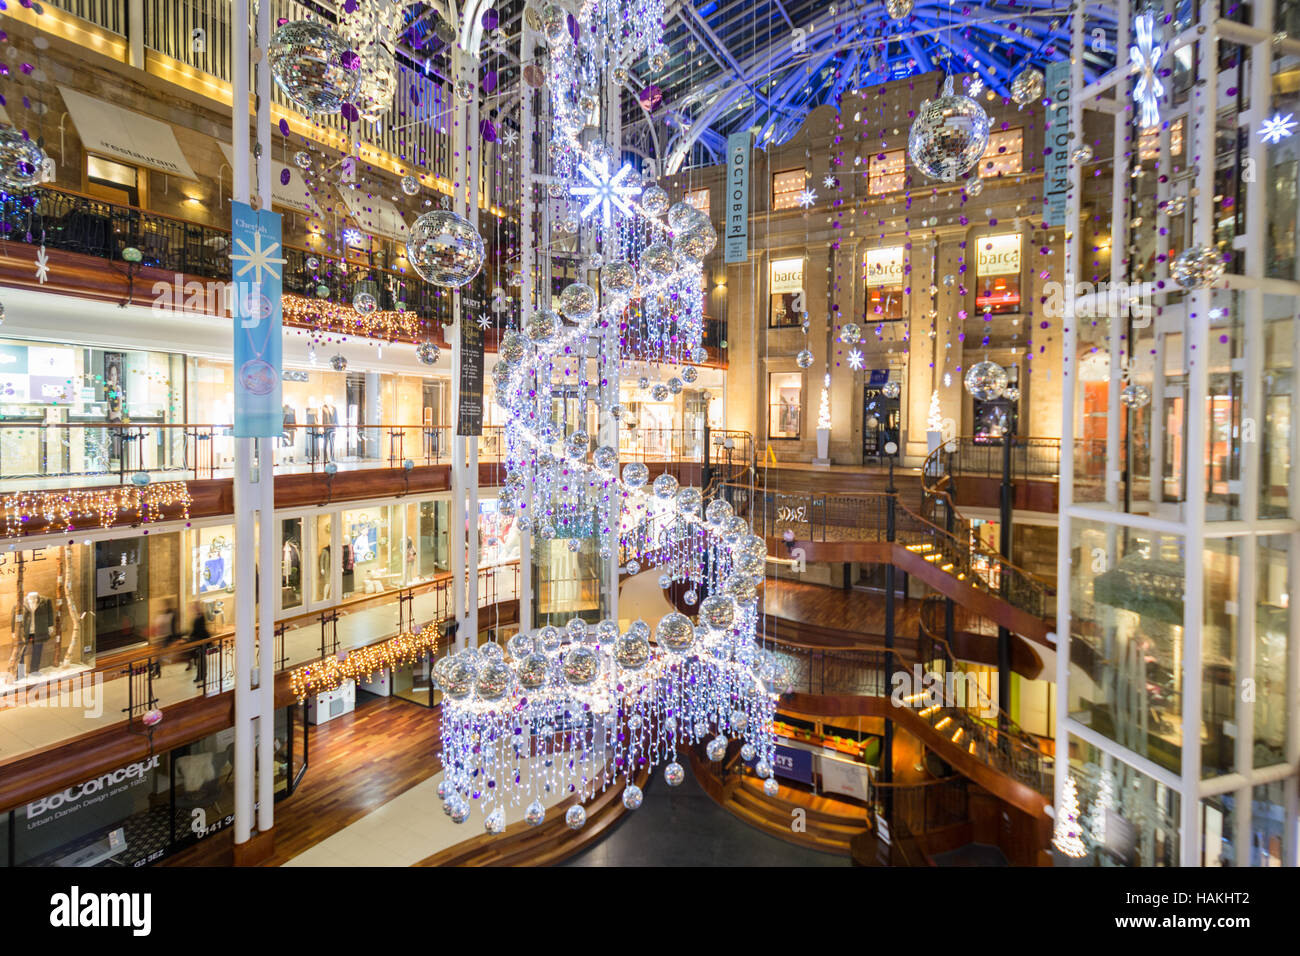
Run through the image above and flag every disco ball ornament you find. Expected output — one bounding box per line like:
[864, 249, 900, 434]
[352, 290, 378, 314]
[517, 652, 549, 689]
[641, 185, 670, 216]
[294, 150, 313, 169]
[400, 175, 420, 195]
[565, 804, 587, 830]
[484, 806, 506, 834]
[649, 45, 669, 72]
[966, 176, 984, 197]
[963, 360, 1008, 400]
[840, 322, 862, 344]
[446, 794, 471, 823]
[330, 354, 348, 372]
[639, 242, 675, 281]
[882, 380, 901, 400]
[622, 784, 643, 810]
[1010, 66, 1045, 108]
[740, 743, 756, 761]
[664, 762, 686, 786]
[706, 734, 728, 762]
[622, 461, 650, 488]
[796, 348, 815, 369]
[672, 217, 717, 261]
[763, 777, 780, 797]
[563, 645, 599, 686]
[908, 75, 991, 183]
[1073, 143, 1094, 165]
[524, 799, 546, 827]
[407, 210, 485, 287]
[267, 20, 362, 115]
[541, 3, 567, 43]
[614, 629, 651, 670]
[653, 472, 678, 499]
[0, 127, 45, 191]
[650, 383, 670, 401]
[1001, 386, 1021, 402]
[1121, 383, 1151, 409]
[682, 365, 698, 383]
[558, 282, 597, 324]
[416, 341, 440, 365]
[655, 612, 695, 654]
[886, 0, 914, 18]
[601, 260, 636, 297]
[1170, 245, 1225, 290]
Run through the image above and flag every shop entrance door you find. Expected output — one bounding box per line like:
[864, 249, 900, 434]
[862, 379, 900, 459]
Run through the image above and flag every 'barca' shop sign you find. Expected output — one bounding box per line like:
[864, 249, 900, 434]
[457, 320, 484, 437]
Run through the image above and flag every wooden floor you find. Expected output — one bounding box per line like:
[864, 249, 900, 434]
[762, 578, 921, 637]
[162, 696, 442, 867]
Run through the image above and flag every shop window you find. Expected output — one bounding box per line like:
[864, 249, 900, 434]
[479, 498, 520, 568]
[188, 526, 234, 634]
[86, 154, 142, 207]
[864, 246, 906, 321]
[685, 187, 710, 218]
[769, 256, 805, 328]
[417, 499, 450, 579]
[978, 129, 1024, 178]
[1, 543, 95, 686]
[1138, 118, 1185, 161]
[974, 232, 1022, 314]
[972, 364, 1019, 442]
[313, 513, 333, 603]
[280, 517, 304, 612]
[341, 506, 400, 598]
[868, 149, 906, 195]
[533, 535, 601, 627]
[768, 371, 803, 439]
[772, 169, 806, 210]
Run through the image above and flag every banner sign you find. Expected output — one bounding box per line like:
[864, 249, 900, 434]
[230, 201, 284, 438]
[772, 744, 815, 785]
[1044, 59, 1071, 228]
[724, 130, 751, 264]
[457, 320, 485, 437]
[976, 232, 1022, 277]
[819, 755, 870, 800]
[865, 246, 906, 287]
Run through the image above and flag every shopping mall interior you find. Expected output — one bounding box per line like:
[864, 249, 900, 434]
[0, 0, 1296, 883]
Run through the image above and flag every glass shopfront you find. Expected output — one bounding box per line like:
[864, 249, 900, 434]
[0, 709, 300, 867]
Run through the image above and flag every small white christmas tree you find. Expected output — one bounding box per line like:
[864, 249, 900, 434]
[927, 389, 943, 433]
[1053, 775, 1088, 858]
[817, 374, 832, 430]
[1086, 768, 1114, 851]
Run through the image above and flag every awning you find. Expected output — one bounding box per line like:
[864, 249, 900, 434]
[335, 185, 409, 242]
[218, 143, 322, 219]
[58, 86, 197, 180]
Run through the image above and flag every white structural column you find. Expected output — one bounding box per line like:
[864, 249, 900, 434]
[516, 16, 537, 630]
[464, 54, 481, 637]
[231, 0, 255, 847]
[254, 0, 275, 838]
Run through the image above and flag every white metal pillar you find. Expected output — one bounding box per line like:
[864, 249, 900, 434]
[516, 16, 537, 631]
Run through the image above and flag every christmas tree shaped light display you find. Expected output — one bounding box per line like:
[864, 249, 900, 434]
[1053, 775, 1088, 858]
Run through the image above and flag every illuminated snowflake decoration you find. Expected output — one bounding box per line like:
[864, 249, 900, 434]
[1260, 112, 1297, 145]
[476, 314, 492, 330]
[798, 188, 817, 209]
[1129, 10, 1164, 129]
[847, 348, 864, 370]
[570, 157, 642, 228]
[500, 127, 519, 147]
[34, 244, 49, 284]
[822, 174, 836, 188]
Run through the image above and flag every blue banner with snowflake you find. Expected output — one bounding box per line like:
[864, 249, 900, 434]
[230, 201, 285, 438]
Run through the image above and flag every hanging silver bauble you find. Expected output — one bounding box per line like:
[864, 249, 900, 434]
[416, 341, 439, 365]
[706, 734, 728, 762]
[882, 380, 901, 400]
[664, 761, 686, 786]
[541, 4, 567, 43]
[558, 282, 597, 323]
[886, 0, 914, 18]
[682, 365, 698, 383]
[400, 174, 420, 195]
[614, 629, 651, 670]
[796, 348, 815, 369]
[622, 461, 649, 488]
[1010, 66, 1045, 108]
[601, 260, 637, 296]
[1072, 143, 1094, 165]
[1121, 383, 1151, 409]
[655, 612, 695, 653]
[672, 218, 717, 261]
[649, 45, 669, 72]
[638, 243, 675, 282]
[667, 201, 706, 232]
[330, 354, 348, 372]
[621, 784, 643, 810]
[524, 799, 546, 827]
[763, 777, 780, 797]
[565, 804, 587, 830]
[908, 75, 991, 183]
[963, 360, 1008, 400]
[1001, 386, 1020, 402]
[406, 210, 485, 287]
[1164, 194, 1187, 216]
[0, 126, 45, 192]
[640, 184, 670, 217]
[267, 20, 362, 115]
[1170, 244, 1225, 290]
[352, 290, 378, 314]
[840, 322, 862, 344]
[966, 176, 984, 197]
[293, 150, 313, 170]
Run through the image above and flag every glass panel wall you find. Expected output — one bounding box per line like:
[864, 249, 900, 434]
[1067, 735, 1180, 867]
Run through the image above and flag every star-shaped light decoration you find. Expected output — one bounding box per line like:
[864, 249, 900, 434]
[822, 174, 836, 188]
[798, 187, 817, 209]
[847, 348, 864, 370]
[34, 245, 49, 284]
[1260, 112, 1297, 145]
[570, 156, 642, 228]
[500, 127, 519, 147]
[476, 314, 492, 330]
[1129, 10, 1164, 129]
[229, 230, 287, 283]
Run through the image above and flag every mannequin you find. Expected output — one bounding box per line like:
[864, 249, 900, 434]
[305, 396, 320, 462]
[281, 403, 296, 457]
[11, 591, 54, 677]
[321, 398, 338, 463]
